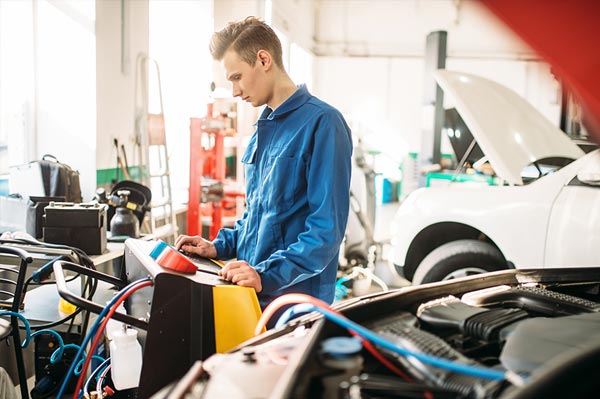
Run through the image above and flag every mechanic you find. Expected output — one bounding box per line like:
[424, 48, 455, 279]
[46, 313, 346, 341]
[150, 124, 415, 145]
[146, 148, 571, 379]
[175, 16, 353, 310]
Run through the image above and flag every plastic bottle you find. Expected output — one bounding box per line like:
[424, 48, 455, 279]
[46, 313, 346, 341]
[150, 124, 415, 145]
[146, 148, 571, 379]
[110, 326, 143, 390]
[105, 302, 127, 341]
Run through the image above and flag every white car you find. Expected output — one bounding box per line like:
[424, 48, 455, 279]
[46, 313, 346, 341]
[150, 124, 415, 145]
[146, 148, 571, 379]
[391, 70, 600, 284]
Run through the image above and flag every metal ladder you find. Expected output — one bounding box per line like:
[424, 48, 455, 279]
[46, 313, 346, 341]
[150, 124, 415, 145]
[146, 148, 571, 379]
[134, 54, 178, 242]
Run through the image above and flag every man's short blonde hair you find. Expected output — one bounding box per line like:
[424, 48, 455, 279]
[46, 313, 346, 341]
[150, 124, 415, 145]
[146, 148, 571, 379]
[210, 16, 284, 69]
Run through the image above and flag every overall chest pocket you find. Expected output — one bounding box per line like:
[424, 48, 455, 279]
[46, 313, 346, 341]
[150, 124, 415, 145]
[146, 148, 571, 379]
[241, 144, 257, 203]
[265, 154, 303, 211]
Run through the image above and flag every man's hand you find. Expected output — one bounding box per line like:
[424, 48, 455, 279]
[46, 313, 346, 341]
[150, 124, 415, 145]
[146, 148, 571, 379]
[219, 261, 262, 293]
[174, 235, 217, 259]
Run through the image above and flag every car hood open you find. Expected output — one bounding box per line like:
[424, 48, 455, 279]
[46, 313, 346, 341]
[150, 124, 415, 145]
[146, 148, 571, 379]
[434, 70, 584, 185]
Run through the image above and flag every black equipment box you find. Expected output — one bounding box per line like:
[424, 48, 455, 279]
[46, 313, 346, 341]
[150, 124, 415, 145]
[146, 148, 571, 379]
[43, 202, 107, 255]
[27, 196, 66, 238]
[33, 331, 81, 396]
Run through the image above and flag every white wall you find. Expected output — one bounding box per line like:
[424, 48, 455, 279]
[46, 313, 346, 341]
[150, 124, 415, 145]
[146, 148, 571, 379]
[312, 0, 561, 166]
[271, 0, 316, 52]
[0, 0, 35, 173]
[212, 0, 266, 92]
[148, 0, 214, 202]
[35, 0, 96, 200]
[271, 0, 316, 89]
[314, 0, 533, 58]
[96, 0, 148, 180]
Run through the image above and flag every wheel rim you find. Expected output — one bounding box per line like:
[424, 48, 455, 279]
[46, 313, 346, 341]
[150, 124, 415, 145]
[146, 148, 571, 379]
[442, 267, 488, 281]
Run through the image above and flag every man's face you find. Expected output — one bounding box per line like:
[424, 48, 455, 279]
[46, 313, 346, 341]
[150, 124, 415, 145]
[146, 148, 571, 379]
[223, 49, 270, 107]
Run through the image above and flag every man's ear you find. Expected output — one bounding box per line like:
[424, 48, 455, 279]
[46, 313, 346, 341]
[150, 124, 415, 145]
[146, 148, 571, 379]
[257, 50, 272, 69]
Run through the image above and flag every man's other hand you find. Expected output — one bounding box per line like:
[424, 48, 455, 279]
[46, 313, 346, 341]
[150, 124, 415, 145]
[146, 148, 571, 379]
[219, 261, 262, 293]
[174, 235, 217, 259]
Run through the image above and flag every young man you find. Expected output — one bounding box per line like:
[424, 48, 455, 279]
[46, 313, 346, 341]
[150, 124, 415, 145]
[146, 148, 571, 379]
[175, 16, 352, 309]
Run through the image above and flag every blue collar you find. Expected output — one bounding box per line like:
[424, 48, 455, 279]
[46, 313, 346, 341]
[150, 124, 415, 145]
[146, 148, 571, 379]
[259, 84, 311, 120]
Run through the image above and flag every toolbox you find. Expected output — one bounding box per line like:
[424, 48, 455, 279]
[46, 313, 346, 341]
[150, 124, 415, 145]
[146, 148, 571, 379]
[43, 202, 107, 255]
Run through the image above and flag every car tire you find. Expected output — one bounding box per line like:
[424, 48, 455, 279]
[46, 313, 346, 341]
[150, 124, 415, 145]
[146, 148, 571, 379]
[412, 239, 506, 284]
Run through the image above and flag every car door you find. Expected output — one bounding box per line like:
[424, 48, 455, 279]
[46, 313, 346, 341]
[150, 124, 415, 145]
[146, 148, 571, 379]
[545, 150, 600, 267]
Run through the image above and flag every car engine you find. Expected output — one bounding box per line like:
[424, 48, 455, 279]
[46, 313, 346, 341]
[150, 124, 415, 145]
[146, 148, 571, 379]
[154, 269, 600, 399]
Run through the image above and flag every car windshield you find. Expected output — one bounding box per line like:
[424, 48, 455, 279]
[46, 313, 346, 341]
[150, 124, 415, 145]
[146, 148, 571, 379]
[450, 132, 588, 185]
[521, 157, 576, 184]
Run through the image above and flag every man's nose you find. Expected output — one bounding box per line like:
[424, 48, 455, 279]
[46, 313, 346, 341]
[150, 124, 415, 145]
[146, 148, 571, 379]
[232, 83, 241, 98]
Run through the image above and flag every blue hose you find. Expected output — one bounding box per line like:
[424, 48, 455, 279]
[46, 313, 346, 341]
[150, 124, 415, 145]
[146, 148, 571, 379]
[31, 329, 65, 363]
[0, 311, 32, 347]
[311, 305, 509, 381]
[55, 277, 152, 399]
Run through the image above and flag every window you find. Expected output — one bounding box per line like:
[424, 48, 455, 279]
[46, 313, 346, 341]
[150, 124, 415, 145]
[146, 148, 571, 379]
[148, 0, 214, 202]
[0, 0, 95, 197]
[0, 0, 34, 175]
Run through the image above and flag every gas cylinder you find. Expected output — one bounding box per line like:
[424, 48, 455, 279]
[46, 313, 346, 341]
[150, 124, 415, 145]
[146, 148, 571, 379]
[110, 190, 140, 238]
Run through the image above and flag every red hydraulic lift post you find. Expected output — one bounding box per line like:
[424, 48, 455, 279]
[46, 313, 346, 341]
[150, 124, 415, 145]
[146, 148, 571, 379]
[210, 129, 225, 239]
[188, 102, 230, 239]
[188, 117, 204, 236]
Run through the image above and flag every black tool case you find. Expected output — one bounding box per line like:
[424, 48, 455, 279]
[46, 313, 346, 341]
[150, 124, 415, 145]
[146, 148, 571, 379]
[43, 202, 107, 255]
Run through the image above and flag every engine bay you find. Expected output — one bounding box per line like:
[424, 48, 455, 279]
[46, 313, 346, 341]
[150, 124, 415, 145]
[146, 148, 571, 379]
[354, 284, 600, 398]
[157, 269, 600, 399]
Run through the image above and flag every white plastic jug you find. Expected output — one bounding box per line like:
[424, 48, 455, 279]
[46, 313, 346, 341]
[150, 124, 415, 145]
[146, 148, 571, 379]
[110, 327, 142, 390]
[105, 302, 127, 341]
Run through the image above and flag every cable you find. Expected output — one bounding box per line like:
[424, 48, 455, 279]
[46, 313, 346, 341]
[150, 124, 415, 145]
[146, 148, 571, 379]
[259, 294, 524, 385]
[0, 238, 95, 269]
[10, 241, 100, 332]
[335, 276, 351, 301]
[50, 344, 105, 377]
[27, 277, 94, 330]
[344, 266, 389, 293]
[27, 308, 84, 331]
[22, 272, 86, 330]
[74, 285, 147, 398]
[0, 312, 117, 398]
[274, 303, 315, 329]
[356, 266, 388, 292]
[265, 296, 431, 398]
[72, 279, 153, 399]
[70, 279, 152, 398]
[313, 305, 515, 382]
[74, 355, 106, 376]
[0, 311, 32, 347]
[30, 330, 65, 363]
[275, 303, 417, 382]
[335, 266, 389, 301]
[95, 363, 112, 396]
[60, 344, 82, 354]
[254, 293, 331, 335]
[30, 256, 70, 284]
[84, 357, 111, 397]
[55, 277, 152, 399]
[0, 314, 111, 392]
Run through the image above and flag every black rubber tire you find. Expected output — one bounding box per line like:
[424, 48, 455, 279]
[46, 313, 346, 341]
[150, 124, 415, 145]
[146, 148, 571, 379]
[412, 239, 506, 285]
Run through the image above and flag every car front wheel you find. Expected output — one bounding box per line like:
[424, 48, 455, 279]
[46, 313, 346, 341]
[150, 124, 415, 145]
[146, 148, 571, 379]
[412, 239, 507, 285]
